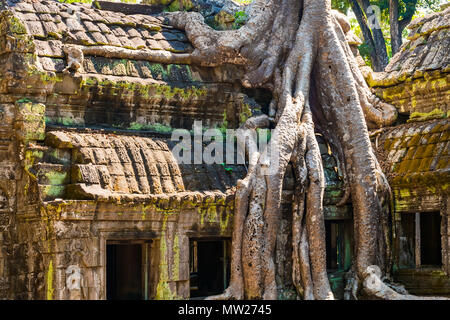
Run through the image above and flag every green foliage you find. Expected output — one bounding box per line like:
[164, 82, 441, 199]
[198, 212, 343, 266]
[233, 10, 248, 30]
[221, 163, 233, 173]
[17, 98, 32, 104]
[332, 0, 443, 66]
[416, 0, 443, 13]
[331, 0, 351, 14]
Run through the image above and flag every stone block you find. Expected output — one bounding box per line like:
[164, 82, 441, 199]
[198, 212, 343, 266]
[35, 163, 70, 185]
[71, 164, 100, 184]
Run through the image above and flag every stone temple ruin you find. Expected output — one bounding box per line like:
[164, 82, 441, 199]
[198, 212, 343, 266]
[0, 0, 448, 299]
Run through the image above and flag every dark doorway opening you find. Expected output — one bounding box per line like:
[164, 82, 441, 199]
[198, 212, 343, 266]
[107, 243, 148, 300]
[326, 221, 340, 270]
[189, 239, 231, 298]
[325, 220, 352, 271]
[398, 213, 415, 268]
[398, 212, 442, 269]
[420, 212, 442, 267]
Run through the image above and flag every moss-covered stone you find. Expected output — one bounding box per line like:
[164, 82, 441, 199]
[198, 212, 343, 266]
[408, 108, 448, 123]
[15, 101, 46, 142]
[168, 0, 194, 12]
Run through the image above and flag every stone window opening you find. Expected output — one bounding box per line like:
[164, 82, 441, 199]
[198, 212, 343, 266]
[106, 240, 152, 300]
[189, 238, 231, 299]
[399, 212, 442, 269]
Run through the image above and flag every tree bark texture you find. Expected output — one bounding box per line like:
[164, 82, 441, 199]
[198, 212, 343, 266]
[162, 0, 445, 300]
[390, 0, 402, 55]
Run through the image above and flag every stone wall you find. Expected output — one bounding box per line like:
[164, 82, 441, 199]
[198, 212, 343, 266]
[24, 197, 236, 300]
[0, 0, 353, 300]
[4, 0, 260, 131]
[377, 108, 450, 296]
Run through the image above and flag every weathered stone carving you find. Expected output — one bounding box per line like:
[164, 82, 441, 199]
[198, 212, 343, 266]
[0, 189, 7, 211]
[62, 45, 84, 75]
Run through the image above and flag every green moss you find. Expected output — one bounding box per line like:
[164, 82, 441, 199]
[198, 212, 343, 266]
[51, 117, 78, 127]
[168, 0, 194, 12]
[27, 67, 63, 84]
[45, 171, 68, 186]
[218, 110, 229, 135]
[24, 149, 43, 182]
[399, 189, 411, 198]
[81, 77, 97, 86]
[239, 103, 252, 125]
[172, 234, 180, 281]
[219, 209, 232, 234]
[46, 260, 54, 300]
[42, 185, 66, 198]
[128, 122, 173, 133]
[232, 10, 249, 29]
[408, 108, 447, 123]
[16, 98, 32, 104]
[147, 63, 166, 79]
[156, 215, 180, 300]
[138, 85, 150, 99]
[81, 76, 207, 101]
[15, 101, 46, 142]
[7, 15, 27, 34]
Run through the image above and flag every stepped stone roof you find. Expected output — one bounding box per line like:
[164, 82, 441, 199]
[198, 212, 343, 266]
[30, 129, 346, 213]
[37, 130, 246, 201]
[369, 7, 449, 115]
[9, 0, 190, 51]
[371, 7, 449, 87]
[0, 1, 250, 133]
[377, 118, 449, 212]
[3, 0, 193, 75]
[379, 118, 449, 188]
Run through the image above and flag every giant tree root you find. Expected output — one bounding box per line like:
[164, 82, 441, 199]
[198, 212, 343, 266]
[165, 0, 445, 300]
[362, 266, 449, 300]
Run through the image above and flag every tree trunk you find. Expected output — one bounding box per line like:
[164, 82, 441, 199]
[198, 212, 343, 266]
[350, 0, 389, 71]
[390, 0, 402, 55]
[163, 0, 447, 300]
[396, 0, 419, 55]
[360, 0, 389, 70]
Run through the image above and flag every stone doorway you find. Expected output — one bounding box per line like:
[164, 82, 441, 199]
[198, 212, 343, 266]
[420, 212, 442, 267]
[106, 241, 151, 300]
[189, 239, 231, 298]
[398, 212, 442, 268]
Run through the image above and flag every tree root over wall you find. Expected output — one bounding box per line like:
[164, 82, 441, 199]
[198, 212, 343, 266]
[161, 0, 446, 300]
